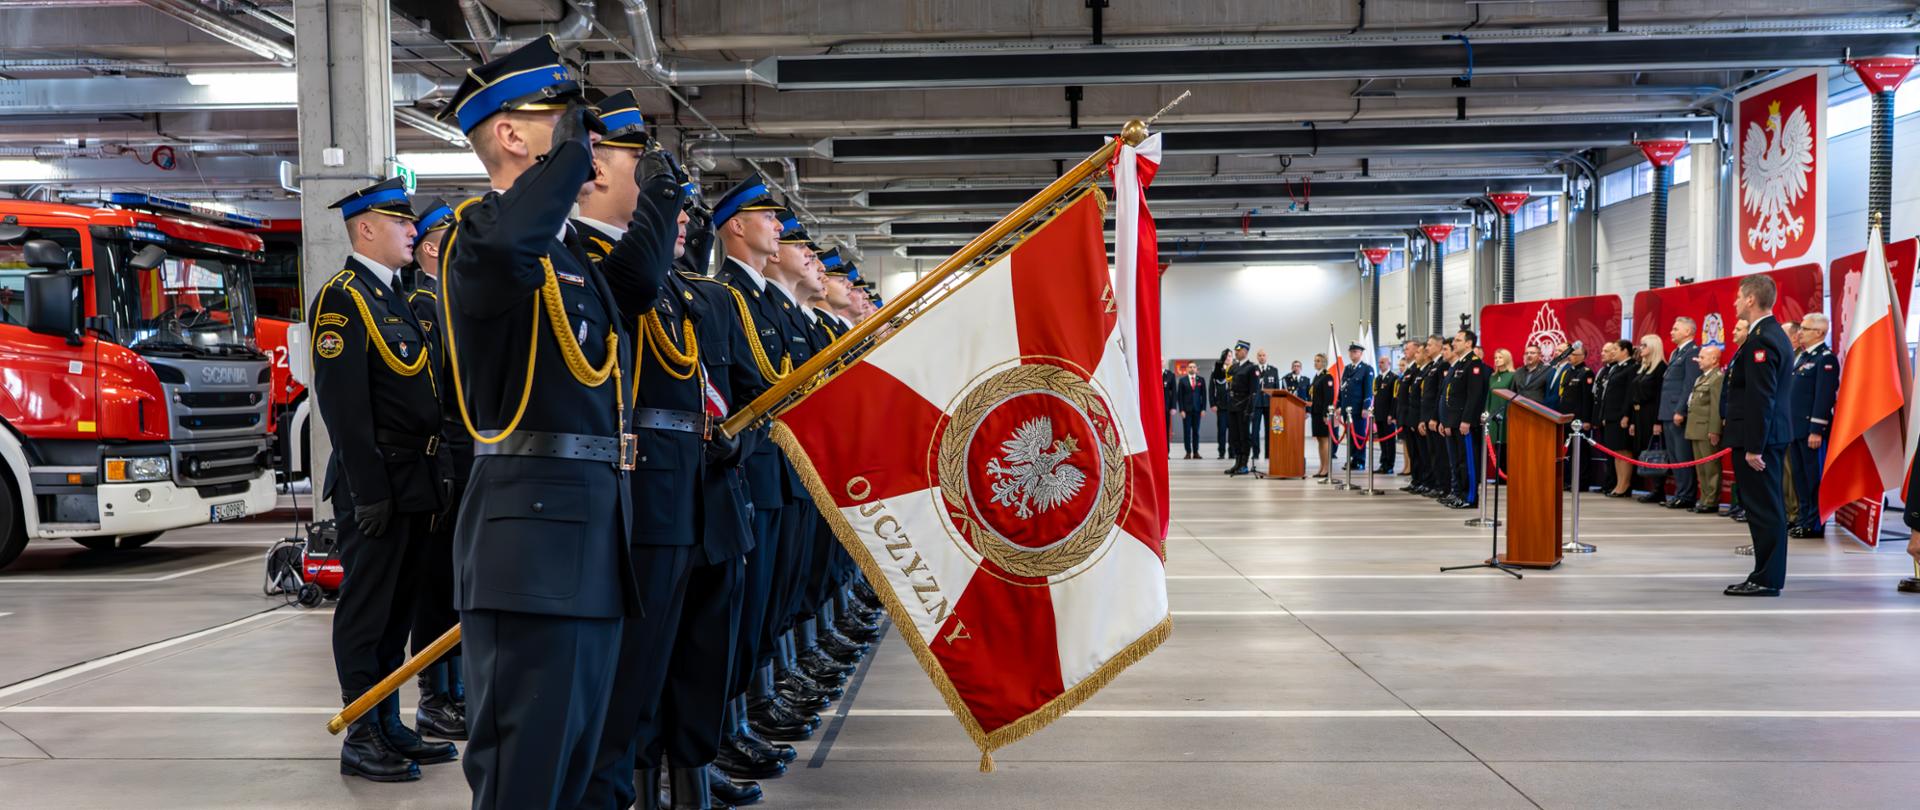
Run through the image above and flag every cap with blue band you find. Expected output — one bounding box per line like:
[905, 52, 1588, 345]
[594, 90, 648, 147]
[440, 36, 583, 135]
[712, 172, 782, 230]
[411, 195, 453, 238]
[328, 177, 416, 222]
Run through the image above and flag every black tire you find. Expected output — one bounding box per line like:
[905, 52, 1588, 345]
[74, 536, 118, 552]
[0, 471, 24, 570]
[119, 531, 163, 549]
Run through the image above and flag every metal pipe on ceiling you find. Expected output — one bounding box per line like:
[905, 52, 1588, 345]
[458, 0, 500, 61]
[498, 0, 599, 52]
[136, 0, 293, 64]
[614, 0, 776, 87]
[686, 138, 831, 165]
[394, 107, 469, 147]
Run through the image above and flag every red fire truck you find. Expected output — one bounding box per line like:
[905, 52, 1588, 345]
[0, 195, 278, 569]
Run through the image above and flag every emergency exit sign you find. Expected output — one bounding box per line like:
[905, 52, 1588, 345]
[392, 163, 417, 193]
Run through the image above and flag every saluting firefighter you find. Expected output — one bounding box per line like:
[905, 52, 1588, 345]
[398, 194, 467, 743]
[711, 175, 825, 749]
[313, 177, 458, 783]
[567, 91, 751, 810]
[435, 36, 678, 809]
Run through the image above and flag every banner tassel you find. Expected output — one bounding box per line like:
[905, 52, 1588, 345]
[979, 752, 995, 773]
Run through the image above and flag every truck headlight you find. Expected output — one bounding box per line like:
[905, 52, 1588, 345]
[105, 456, 171, 483]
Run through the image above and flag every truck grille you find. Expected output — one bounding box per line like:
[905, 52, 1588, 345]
[177, 412, 261, 431]
[176, 444, 264, 486]
[177, 391, 262, 408]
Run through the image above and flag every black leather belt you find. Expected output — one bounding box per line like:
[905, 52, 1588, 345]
[634, 407, 705, 436]
[474, 430, 637, 470]
[375, 428, 439, 456]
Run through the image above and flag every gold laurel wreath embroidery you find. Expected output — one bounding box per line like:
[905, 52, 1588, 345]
[936, 364, 1126, 579]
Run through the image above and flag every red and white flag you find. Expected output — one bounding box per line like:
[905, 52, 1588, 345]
[1327, 324, 1346, 424]
[1820, 227, 1910, 521]
[770, 169, 1169, 768]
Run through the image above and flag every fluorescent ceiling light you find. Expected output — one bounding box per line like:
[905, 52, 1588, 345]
[397, 151, 486, 178]
[186, 70, 296, 87]
[0, 158, 55, 183]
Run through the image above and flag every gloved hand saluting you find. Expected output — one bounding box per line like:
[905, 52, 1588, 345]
[354, 499, 393, 538]
[546, 99, 606, 160]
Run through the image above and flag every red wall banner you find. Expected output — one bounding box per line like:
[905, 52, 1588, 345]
[1733, 68, 1827, 273]
[1479, 294, 1623, 370]
[1629, 264, 1824, 355]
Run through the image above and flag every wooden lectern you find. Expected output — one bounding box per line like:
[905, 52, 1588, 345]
[1495, 390, 1573, 569]
[1264, 390, 1308, 478]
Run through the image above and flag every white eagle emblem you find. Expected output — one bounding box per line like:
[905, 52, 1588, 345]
[1524, 302, 1568, 360]
[1740, 99, 1816, 258]
[984, 417, 1088, 519]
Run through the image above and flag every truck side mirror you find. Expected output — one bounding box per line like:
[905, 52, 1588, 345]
[129, 244, 168, 271]
[25, 270, 82, 344]
[21, 239, 71, 270]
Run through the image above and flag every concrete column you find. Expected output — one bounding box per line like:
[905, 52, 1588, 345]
[1688, 141, 1723, 280]
[294, 0, 395, 515]
[1566, 191, 1598, 297]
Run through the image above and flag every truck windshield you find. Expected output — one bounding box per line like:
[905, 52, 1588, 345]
[103, 239, 261, 358]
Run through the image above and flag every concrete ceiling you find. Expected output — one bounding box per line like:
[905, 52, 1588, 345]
[0, 0, 1914, 257]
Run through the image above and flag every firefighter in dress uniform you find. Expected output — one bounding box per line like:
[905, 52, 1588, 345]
[434, 36, 669, 809]
[313, 177, 458, 782]
[397, 194, 467, 743]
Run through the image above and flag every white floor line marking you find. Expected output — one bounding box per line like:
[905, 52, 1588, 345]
[9, 706, 1918, 720]
[1172, 608, 1920, 616]
[0, 556, 255, 584]
[1165, 573, 1903, 580]
[0, 610, 294, 703]
[0, 613, 11, 619]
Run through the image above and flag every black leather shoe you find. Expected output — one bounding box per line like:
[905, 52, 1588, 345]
[750, 695, 821, 730]
[340, 718, 420, 782]
[708, 764, 762, 806]
[1732, 511, 1748, 523]
[779, 666, 845, 699]
[1222, 465, 1238, 474]
[738, 727, 797, 763]
[1449, 500, 1476, 510]
[837, 620, 881, 644]
[1635, 492, 1663, 504]
[799, 650, 856, 678]
[381, 717, 458, 765]
[670, 765, 732, 810]
[1724, 581, 1780, 597]
[415, 677, 467, 741]
[715, 735, 787, 779]
[1667, 499, 1696, 510]
[747, 712, 814, 742]
[817, 635, 866, 663]
[1691, 503, 1718, 514]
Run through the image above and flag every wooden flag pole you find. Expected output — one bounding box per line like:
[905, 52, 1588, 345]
[717, 119, 1151, 437]
[325, 624, 461, 735]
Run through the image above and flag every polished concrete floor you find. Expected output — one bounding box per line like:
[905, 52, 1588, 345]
[3, 456, 1919, 809]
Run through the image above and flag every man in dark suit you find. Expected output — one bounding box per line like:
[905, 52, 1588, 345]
[436, 36, 672, 807]
[1652, 317, 1704, 508]
[314, 179, 457, 783]
[1787, 313, 1839, 538]
[1163, 367, 1177, 453]
[1724, 275, 1795, 596]
[1372, 354, 1399, 474]
[1396, 341, 1425, 488]
[1174, 362, 1209, 459]
[1251, 350, 1280, 461]
[1512, 344, 1552, 405]
[1208, 352, 1230, 459]
[1420, 336, 1451, 498]
[1224, 341, 1259, 475]
[1282, 360, 1310, 399]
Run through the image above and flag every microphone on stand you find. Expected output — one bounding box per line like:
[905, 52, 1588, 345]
[1549, 340, 1582, 365]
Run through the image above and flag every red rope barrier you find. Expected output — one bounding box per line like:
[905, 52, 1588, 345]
[1484, 431, 1508, 481]
[1583, 437, 1732, 469]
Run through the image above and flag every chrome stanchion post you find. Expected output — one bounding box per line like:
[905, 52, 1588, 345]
[1364, 409, 1384, 495]
[1564, 421, 1595, 554]
[1466, 411, 1493, 527]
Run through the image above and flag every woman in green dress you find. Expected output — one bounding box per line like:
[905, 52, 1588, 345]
[1485, 348, 1516, 484]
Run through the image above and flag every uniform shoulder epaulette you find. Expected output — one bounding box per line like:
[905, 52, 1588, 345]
[680, 272, 723, 285]
[451, 195, 486, 221]
[324, 268, 357, 291]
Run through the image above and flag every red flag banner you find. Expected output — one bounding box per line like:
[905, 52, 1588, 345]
[1630, 264, 1824, 358]
[1733, 68, 1827, 272]
[1480, 294, 1623, 371]
[1829, 238, 1916, 358]
[771, 188, 1170, 769]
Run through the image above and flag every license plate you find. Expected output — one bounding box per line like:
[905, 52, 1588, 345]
[210, 500, 248, 522]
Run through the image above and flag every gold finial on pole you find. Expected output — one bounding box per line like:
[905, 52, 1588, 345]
[1121, 119, 1149, 146]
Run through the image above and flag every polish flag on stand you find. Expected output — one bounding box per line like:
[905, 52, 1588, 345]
[1327, 325, 1346, 426]
[1819, 227, 1911, 521]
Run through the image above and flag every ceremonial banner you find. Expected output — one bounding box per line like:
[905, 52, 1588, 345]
[1630, 264, 1824, 357]
[1828, 238, 1916, 361]
[770, 182, 1169, 768]
[1479, 294, 1623, 371]
[1733, 68, 1826, 273]
[1824, 238, 1915, 545]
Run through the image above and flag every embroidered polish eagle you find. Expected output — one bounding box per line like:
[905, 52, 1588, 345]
[985, 417, 1088, 519]
[1740, 99, 1816, 258]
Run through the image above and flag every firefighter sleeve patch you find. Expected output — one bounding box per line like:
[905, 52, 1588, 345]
[316, 330, 345, 360]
